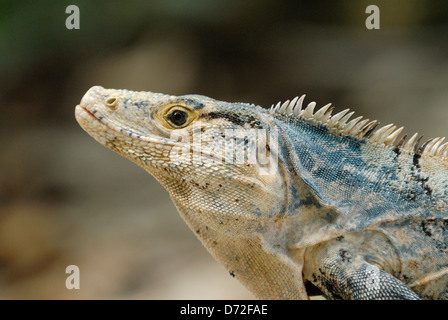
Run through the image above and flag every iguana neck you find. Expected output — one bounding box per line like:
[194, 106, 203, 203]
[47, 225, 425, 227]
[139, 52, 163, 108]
[171, 196, 309, 299]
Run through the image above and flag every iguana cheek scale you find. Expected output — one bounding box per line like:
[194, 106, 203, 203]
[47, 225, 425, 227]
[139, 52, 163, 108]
[75, 86, 448, 300]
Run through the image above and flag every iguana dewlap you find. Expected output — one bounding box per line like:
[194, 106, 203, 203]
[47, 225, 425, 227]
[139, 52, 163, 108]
[75, 86, 448, 300]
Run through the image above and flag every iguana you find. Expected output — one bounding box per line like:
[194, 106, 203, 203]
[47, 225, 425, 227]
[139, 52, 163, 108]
[75, 86, 448, 300]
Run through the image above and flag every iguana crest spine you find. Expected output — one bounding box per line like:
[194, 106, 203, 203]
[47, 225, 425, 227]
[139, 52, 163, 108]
[270, 94, 448, 158]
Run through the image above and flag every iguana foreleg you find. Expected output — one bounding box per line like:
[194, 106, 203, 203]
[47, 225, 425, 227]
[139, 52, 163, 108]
[303, 231, 420, 300]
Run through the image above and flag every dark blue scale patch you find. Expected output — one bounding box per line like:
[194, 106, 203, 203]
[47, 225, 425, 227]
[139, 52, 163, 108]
[133, 101, 149, 108]
[276, 117, 440, 225]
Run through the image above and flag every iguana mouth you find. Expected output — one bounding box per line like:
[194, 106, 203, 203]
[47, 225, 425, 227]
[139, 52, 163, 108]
[78, 105, 97, 119]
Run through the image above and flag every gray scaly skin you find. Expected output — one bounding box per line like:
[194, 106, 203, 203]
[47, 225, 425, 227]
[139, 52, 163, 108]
[75, 86, 448, 300]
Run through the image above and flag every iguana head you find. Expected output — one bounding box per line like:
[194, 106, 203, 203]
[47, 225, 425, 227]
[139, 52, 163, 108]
[75, 86, 286, 235]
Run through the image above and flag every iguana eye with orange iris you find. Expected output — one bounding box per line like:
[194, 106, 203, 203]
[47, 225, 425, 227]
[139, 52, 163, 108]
[164, 106, 194, 128]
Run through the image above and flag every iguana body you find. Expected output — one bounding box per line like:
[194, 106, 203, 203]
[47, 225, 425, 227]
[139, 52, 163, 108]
[75, 86, 448, 300]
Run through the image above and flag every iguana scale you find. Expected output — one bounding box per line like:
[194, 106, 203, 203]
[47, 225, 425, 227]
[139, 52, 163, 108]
[75, 86, 448, 300]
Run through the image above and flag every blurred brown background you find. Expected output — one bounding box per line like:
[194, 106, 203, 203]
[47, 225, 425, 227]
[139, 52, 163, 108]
[1, 0, 448, 299]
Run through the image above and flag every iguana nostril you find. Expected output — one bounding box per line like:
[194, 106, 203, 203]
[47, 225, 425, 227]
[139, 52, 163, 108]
[105, 97, 118, 109]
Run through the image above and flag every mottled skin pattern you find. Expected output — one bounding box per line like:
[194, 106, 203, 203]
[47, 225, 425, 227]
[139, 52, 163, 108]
[75, 86, 448, 300]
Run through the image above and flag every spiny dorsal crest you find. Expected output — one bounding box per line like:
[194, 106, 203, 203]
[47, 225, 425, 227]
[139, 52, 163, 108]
[269, 95, 448, 158]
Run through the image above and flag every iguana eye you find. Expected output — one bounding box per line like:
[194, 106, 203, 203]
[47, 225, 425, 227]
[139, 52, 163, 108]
[165, 106, 193, 128]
